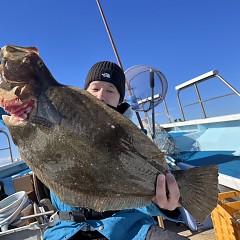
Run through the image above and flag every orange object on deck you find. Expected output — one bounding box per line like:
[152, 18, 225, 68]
[211, 190, 240, 240]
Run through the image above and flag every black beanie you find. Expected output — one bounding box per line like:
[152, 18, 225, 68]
[84, 61, 126, 103]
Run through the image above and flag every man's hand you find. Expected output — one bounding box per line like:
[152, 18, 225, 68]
[152, 172, 180, 210]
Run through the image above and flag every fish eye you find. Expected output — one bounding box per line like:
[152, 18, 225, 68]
[37, 60, 44, 68]
[22, 57, 30, 64]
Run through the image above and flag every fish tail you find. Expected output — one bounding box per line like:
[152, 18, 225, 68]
[172, 165, 218, 222]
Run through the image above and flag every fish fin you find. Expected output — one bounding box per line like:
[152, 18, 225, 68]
[30, 117, 54, 128]
[35, 91, 64, 125]
[172, 165, 218, 222]
[44, 177, 154, 211]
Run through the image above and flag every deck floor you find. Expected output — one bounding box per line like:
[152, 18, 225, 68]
[164, 220, 216, 240]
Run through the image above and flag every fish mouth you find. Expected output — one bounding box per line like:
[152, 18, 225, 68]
[0, 91, 35, 125]
[0, 45, 39, 125]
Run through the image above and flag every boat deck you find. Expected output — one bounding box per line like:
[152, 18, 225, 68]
[164, 219, 216, 240]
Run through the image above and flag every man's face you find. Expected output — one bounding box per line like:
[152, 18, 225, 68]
[86, 81, 120, 108]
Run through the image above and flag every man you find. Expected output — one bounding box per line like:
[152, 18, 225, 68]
[44, 61, 187, 240]
[84, 61, 181, 211]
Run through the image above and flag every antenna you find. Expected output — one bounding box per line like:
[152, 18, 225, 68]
[96, 0, 144, 129]
[150, 69, 155, 139]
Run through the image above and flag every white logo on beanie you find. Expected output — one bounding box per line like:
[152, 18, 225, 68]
[101, 73, 111, 78]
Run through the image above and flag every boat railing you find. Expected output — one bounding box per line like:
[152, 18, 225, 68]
[174, 70, 240, 121]
[0, 128, 14, 163]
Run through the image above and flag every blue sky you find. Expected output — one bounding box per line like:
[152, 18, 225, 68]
[1, 0, 240, 161]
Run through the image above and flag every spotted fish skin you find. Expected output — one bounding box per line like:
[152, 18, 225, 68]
[0, 45, 218, 222]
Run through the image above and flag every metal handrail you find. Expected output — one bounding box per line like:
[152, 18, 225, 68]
[0, 129, 13, 163]
[175, 70, 240, 121]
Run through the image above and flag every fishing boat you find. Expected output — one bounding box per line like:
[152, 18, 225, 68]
[160, 69, 240, 193]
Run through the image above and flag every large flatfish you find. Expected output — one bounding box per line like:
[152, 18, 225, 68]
[0, 45, 218, 222]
